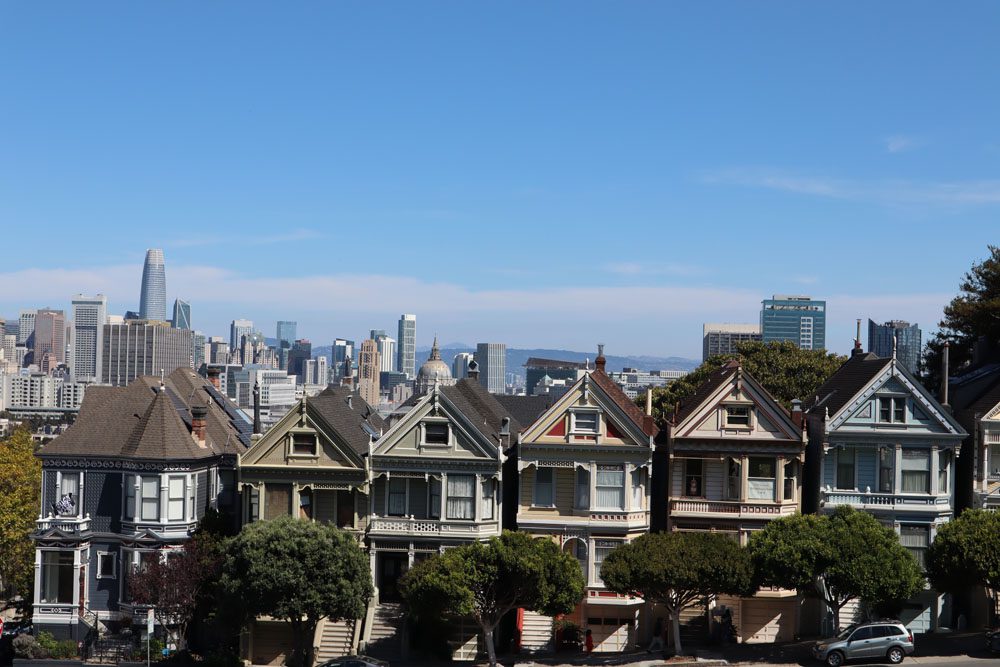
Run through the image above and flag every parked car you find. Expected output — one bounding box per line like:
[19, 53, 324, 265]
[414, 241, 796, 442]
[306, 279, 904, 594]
[812, 621, 914, 667]
[986, 627, 1000, 653]
[316, 656, 389, 667]
[0, 620, 32, 638]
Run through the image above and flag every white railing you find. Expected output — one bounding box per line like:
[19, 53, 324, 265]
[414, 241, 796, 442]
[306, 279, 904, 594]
[823, 491, 951, 508]
[669, 499, 796, 516]
[369, 516, 495, 536]
[588, 509, 649, 523]
[36, 514, 91, 533]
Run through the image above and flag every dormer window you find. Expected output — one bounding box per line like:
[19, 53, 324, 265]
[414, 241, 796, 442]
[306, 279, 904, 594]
[424, 422, 450, 445]
[571, 411, 599, 434]
[291, 433, 317, 456]
[879, 397, 906, 423]
[725, 405, 751, 427]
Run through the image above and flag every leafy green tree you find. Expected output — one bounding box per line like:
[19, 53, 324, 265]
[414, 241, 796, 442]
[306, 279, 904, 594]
[642, 341, 846, 422]
[925, 245, 1000, 388]
[221, 517, 372, 667]
[750, 507, 924, 632]
[0, 427, 41, 601]
[926, 509, 1000, 609]
[600, 532, 754, 655]
[399, 530, 584, 667]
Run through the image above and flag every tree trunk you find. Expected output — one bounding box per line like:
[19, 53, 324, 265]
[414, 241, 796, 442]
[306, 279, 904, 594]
[303, 619, 317, 667]
[483, 624, 497, 667]
[670, 608, 683, 656]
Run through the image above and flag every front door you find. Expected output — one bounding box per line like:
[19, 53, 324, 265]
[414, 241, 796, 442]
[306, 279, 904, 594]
[378, 553, 408, 602]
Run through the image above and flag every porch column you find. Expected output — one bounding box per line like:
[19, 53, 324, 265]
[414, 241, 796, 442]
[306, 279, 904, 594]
[894, 445, 903, 494]
[623, 466, 632, 511]
[740, 455, 749, 501]
[930, 445, 940, 495]
[775, 456, 786, 502]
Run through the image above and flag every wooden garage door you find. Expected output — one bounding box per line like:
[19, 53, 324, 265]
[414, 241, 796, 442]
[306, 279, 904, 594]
[587, 612, 636, 652]
[252, 621, 293, 665]
[742, 598, 798, 644]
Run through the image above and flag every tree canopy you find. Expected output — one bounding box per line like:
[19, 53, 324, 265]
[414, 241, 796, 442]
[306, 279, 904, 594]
[399, 530, 584, 667]
[925, 245, 1000, 387]
[0, 427, 41, 602]
[221, 517, 372, 667]
[926, 509, 1000, 604]
[600, 531, 754, 655]
[642, 340, 846, 422]
[750, 507, 924, 631]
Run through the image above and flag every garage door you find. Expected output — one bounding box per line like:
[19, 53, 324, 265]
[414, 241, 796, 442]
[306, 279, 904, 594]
[252, 621, 293, 665]
[587, 612, 636, 652]
[741, 599, 798, 644]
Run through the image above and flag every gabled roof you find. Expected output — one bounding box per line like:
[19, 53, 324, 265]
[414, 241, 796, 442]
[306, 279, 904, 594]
[671, 361, 739, 425]
[950, 363, 1000, 426]
[494, 394, 557, 430]
[805, 352, 891, 417]
[311, 386, 385, 456]
[589, 370, 657, 437]
[439, 379, 523, 445]
[38, 368, 249, 460]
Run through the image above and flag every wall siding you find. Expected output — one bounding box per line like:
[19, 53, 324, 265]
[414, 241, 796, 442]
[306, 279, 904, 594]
[90, 471, 122, 533]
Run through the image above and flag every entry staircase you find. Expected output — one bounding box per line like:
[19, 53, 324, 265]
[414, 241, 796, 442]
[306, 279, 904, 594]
[364, 602, 405, 662]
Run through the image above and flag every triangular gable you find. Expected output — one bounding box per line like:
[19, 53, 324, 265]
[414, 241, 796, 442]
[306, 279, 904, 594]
[828, 360, 966, 435]
[241, 398, 365, 470]
[373, 388, 498, 461]
[520, 372, 651, 447]
[673, 368, 801, 441]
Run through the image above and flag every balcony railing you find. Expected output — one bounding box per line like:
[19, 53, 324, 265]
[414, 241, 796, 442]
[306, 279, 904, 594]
[823, 490, 952, 509]
[587, 509, 649, 523]
[669, 499, 796, 517]
[369, 516, 497, 537]
[36, 514, 91, 533]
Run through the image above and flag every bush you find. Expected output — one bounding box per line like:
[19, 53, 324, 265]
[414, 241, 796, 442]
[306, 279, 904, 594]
[12, 634, 43, 659]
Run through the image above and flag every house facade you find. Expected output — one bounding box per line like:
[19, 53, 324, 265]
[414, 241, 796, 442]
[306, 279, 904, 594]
[514, 350, 657, 653]
[31, 369, 249, 640]
[805, 350, 966, 633]
[665, 361, 806, 644]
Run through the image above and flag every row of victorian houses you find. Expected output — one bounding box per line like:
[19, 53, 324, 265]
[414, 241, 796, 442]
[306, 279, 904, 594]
[28, 337, 1000, 663]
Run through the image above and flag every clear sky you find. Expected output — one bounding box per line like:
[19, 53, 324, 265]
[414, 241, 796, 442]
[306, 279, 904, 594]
[1, 2, 998, 359]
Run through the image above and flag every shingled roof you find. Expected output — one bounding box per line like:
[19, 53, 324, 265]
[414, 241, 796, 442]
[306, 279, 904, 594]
[440, 379, 522, 445]
[38, 368, 250, 460]
[670, 361, 739, 425]
[589, 369, 658, 437]
[311, 386, 385, 456]
[494, 394, 557, 430]
[805, 352, 892, 417]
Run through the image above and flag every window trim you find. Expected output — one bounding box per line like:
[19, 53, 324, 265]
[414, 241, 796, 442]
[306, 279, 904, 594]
[723, 404, 753, 429]
[595, 464, 625, 510]
[592, 539, 623, 587]
[683, 459, 704, 498]
[835, 448, 856, 491]
[569, 410, 600, 435]
[445, 473, 476, 521]
[421, 420, 451, 447]
[289, 431, 319, 458]
[54, 471, 82, 518]
[139, 475, 160, 522]
[96, 551, 117, 579]
[533, 467, 555, 508]
[877, 396, 907, 424]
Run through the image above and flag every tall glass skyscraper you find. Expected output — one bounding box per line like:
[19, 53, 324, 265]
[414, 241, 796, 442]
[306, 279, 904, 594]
[139, 248, 167, 321]
[397, 314, 416, 379]
[172, 299, 191, 329]
[475, 342, 506, 394]
[760, 295, 826, 350]
[868, 320, 922, 374]
[276, 321, 297, 347]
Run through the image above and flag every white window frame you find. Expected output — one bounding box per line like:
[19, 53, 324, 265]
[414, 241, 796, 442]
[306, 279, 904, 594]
[595, 464, 625, 510]
[533, 467, 555, 507]
[124, 474, 137, 520]
[96, 551, 117, 579]
[140, 475, 160, 522]
[445, 474, 476, 521]
[480, 478, 494, 520]
[570, 410, 600, 435]
[592, 539, 622, 587]
[387, 478, 408, 516]
[289, 431, 319, 457]
[724, 404, 753, 428]
[835, 448, 856, 490]
[54, 471, 82, 518]
[421, 419, 451, 447]
[167, 475, 186, 521]
[38, 549, 76, 605]
[878, 396, 907, 424]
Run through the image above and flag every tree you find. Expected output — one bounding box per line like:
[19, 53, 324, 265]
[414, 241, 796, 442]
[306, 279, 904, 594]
[926, 509, 1000, 610]
[399, 530, 584, 667]
[924, 245, 1000, 388]
[750, 507, 924, 632]
[642, 341, 846, 422]
[600, 532, 754, 655]
[221, 517, 372, 667]
[0, 427, 41, 602]
[127, 532, 223, 651]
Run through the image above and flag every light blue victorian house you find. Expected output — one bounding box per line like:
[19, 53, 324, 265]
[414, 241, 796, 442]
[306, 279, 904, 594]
[804, 348, 966, 633]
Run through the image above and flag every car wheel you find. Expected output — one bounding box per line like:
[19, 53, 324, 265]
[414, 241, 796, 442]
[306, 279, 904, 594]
[825, 650, 845, 667]
[887, 647, 904, 664]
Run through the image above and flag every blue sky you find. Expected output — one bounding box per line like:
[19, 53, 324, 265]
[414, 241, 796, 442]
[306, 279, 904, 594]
[1, 2, 998, 359]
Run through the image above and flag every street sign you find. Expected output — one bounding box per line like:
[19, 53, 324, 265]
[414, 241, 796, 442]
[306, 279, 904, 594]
[147, 608, 154, 634]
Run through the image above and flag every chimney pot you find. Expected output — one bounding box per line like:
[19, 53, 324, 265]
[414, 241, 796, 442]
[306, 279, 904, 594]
[191, 404, 208, 442]
[595, 344, 606, 372]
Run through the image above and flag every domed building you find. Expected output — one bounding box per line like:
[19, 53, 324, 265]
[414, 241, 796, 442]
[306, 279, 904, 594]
[415, 336, 456, 395]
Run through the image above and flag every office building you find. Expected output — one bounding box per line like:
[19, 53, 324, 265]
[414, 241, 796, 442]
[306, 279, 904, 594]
[138, 248, 167, 321]
[380, 371, 408, 398]
[2, 335, 16, 367]
[397, 314, 416, 379]
[172, 299, 191, 330]
[358, 339, 381, 406]
[761, 295, 826, 350]
[208, 337, 229, 365]
[287, 339, 312, 382]
[276, 321, 297, 348]
[230, 319, 254, 352]
[316, 356, 328, 386]
[70, 295, 107, 382]
[524, 357, 588, 396]
[33, 309, 66, 367]
[192, 331, 206, 370]
[868, 320, 922, 375]
[101, 320, 193, 386]
[333, 338, 354, 381]
[475, 342, 506, 394]
[702, 323, 762, 361]
[18, 310, 36, 346]
[452, 352, 475, 379]
[606, 368, 688, 399]
[370, 330, 397, 373]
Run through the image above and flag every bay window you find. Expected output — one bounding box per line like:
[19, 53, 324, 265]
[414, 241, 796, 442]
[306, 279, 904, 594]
[481, 479, 494, 520]
[167, 476, 185, 521]
[40, 551, 74, 604]
[900, 525, 929, 569]
[534, 468, 554, 507]
[748, 457, 776, 500]
[901, 449, 930, 493]
[575, 468, 590, 509]
[938, 450, 950, 493]
[446, 474, 475, 520]
[596, 465, 625, 510]
[140, 475, 160, 521]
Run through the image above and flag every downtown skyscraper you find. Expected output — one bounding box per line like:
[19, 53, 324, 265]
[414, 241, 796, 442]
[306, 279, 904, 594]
[172, 299, 191, 329]
[138, 248, 167, 321]
[70, 294, 107, 382]
[397, 314, 416, 379]
[475, 342, 506, 394]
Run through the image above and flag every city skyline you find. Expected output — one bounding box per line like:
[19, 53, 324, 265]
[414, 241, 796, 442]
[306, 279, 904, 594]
[3, 4, 999, 357]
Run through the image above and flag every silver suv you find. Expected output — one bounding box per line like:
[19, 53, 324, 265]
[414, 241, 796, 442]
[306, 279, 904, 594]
[813, 621, 914, 666]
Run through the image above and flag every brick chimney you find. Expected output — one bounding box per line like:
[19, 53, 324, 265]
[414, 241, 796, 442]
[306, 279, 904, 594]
[191, 404, 208, 443]
[790, 399, 804, 429]
[595, 344, 606, 372]
[206, 366, 222, 390]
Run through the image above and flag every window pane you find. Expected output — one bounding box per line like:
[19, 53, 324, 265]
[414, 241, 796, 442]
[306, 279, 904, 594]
[535, 468, 554, 506]
[429, 478, 441, 518]
[425, 423, 449, 444]
[388, 479, 407, 516]
[596, 466, 625, 510]
[481, 480, 493, 519]
[894, 398, 905, 423]
[594, 540, 619, 585]
[56, 474, 79, 516]
[748, 479, 775, 500]
[576, 468, 590, 509]
[938, 451, 949, 493]
[879, 398, 891, 422]
[574, 413, 598, 433]
[99, 553, 115, 577]
[749, 457, 775, 478]
[292, 433, 316, 455]
[41, 551, 75, 604]
[264, 483, 292, 520]
[684, 459, 703, 497]
[783, 461, 796, 500]
[836, 451, 854, 490]
[726, 406, 750, 425]
[141, 475, 160, 521]
[167, 477, 185, 521]
[446, 475, 475, 520]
